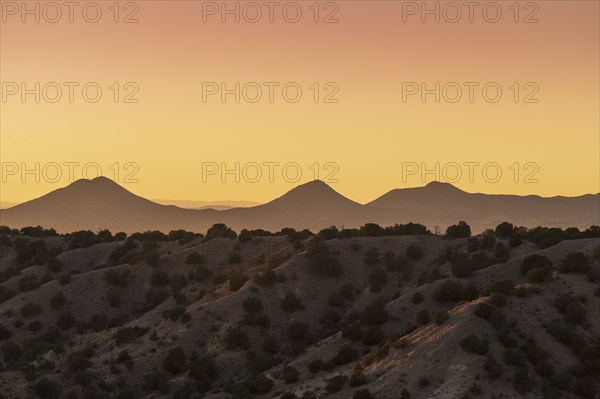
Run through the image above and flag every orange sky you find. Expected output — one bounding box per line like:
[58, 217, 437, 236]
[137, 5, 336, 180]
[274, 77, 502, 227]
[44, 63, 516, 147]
[1, 1, 599, 203]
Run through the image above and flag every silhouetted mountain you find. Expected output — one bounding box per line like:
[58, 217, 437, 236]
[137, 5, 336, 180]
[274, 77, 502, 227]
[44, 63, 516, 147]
[0, 178, 597, 234]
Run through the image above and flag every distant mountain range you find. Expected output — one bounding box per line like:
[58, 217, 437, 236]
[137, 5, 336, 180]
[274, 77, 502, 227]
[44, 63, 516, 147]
[0, 177, 598, 233]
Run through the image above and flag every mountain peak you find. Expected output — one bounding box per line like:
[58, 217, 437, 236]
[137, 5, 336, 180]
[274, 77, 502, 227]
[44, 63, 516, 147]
[424, 181, 463, 192]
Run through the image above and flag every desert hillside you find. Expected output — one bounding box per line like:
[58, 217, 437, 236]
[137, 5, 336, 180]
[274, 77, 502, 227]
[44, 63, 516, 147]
[0, 222, 599, 399]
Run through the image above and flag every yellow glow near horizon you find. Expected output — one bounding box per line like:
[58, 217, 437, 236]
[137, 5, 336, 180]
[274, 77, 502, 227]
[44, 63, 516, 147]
[1, 1, 598, 204]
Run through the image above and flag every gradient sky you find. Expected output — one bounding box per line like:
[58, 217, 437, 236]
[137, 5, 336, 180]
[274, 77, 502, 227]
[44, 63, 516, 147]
[1, 1, 599, 204]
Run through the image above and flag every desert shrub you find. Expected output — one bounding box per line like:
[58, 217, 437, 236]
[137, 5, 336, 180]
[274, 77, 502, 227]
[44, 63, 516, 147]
[360, 299, 388, 326]
[554, 294, 587, 324]
[369, 266, 387, 292]
[262, 335, 278, 354]
[56, 311, 75, 330]
[142, 371, 170, 393]
[247, 373, 274, 394]
[106, 287, 122, 308]
[574, 376, 597, 398]
[364, 247, 381, 265]
[50, 292, 66, 310]
[228, 269, 248, 292]
[484, 354, 504, 379]
[406, 244, 423, 261]
[474, 302, 494, 320]
[224, 327, 249, 350]
[243, 297, 263, 313]
[325, 375, 347, 393]
[188, 355, 218, 390]
[520, 254, 553, 276]
[0, 286, 17, 304]
[411, 292, 423, 304]
[460, 335, 489, 355]
[495, 222, 515, 239]
[481, 229, 497, 248]
[331, 344, 358, 365]
[361, 326, 384, 345]
[340, 284, 355, 300]
[58, 273, 71, 285]
[556, 252, 590, 273]
[21, 302, 41, 318]
[527, 266, 553, 284]
[163, 346, 187, 374]
[185, 251, 204, 265]
[228, 252, 242, 264]
[146, 288, 170, 307]
[418, 375, 431, 388]
[342, 322, 362, 341]
[34, 377, 62, 399]
[19, 274, 40, 292]
[489, 279, 514, 294]
[432, 309, 449, 325]
[308, 359, 324, 373]
[414, 308, 430, 325]
[401, 389, 412, 399]
[446, 221, 471, 238]
[212, 272, 227, 285]
[434, 280, 464, 302]
[0, 324, 12, 340]
[115, 326, 149, 345]
[166, 305, 186, 321]
[489, 309, 507, 330]
[286, 322, 309, 343]
[170, 274, 188, 294]
[353, 389, 374, 399]
[349, 364, 366, 386]
[306, 237, 342, 277]
[281, 292, 303, 313]
[151, 270, 170, 287]
[191, 264, 212, 282]
[1, 341, 21, 362]
[489, 293, 508, 307]
[255, 269, 277, 286]
[243, 312, 270, 328]
[46, 257, 62, 273]
[328, 292, 345, 307]
[247, 351, 273, 374]
[283, 365, 299, 384]
[451, 255, 473, 278]
[494, 242, 510, 262]
[203, 223, 236, 242]
[513, 367, 532, 392]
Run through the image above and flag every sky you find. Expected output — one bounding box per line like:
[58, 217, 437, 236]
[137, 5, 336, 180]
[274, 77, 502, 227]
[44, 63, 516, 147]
[1, 0, 599, 204]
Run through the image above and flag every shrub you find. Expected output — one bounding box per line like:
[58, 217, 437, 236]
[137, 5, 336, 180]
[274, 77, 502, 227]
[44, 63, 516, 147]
[224, 327, 249, 350]
[163, 346, 187, 374]
[520, 254, 553, 276]
[484, 354, 504, 379]
[151, 270, 170, 287]
[58, 273, 71, 285]
[50, 292, 66, 310]
[281, 292, 303, 313]
[56, 311, 75, 330]
[474, 302, 494, 320]
[283, 365, 299, 384]
[228, 270, 248, 292]
[489, 279, 514, 294]
[360, 299, 388, 326]
[554, 294, 587, 324]
[21, 302, 41, 318]
[331, 344, 358, 365]
[406, 244, 423, 261]
[353, 389, 374, 399]
[262, 335, 278, 354]
[446, 221, 471, 238]
[255, 269, 277, 286]
[308, 359, 323, 373]
[434, 280, 464, 302]
[185, 252, 204, 265]
[460, 335, 489, 355]
[328, 292, 344, 307]
[415, 308, 430, 325]
[489, 293, 508, 307]
[349, 364, 366, 386]
[325, 375, 347, 393]
[188, 355, 218, 390]
[115, 326, 149, 345]
[364, 247, 381, 266]
[19, 274, 40, 292]
[432, 309, 449, 325]
[106, 287, 121, 307]
[146, 288, 170, 307]
[242, 297, 262, 313]
[46, 257, 62, 273]
[556, 252, 590, 273]
[286, 322, 309, 343]
[411, 292, 423, 304]
[307, 237, 342, 277]
[451, 255, 473, 278]
[369, 266, 387, 292]
[34, 377, 62, 399]
[361, 326, 384, 345]
[340, 284, 355, 300]
[342, 322, 362, 341]
[494, 242, 510, 262]
[527, 266, 553, 283]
